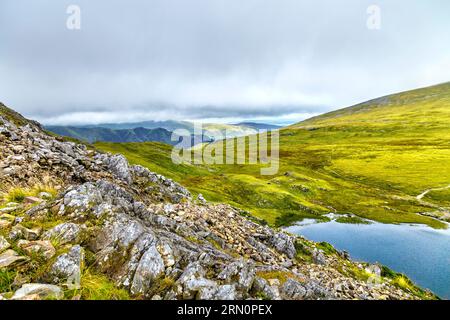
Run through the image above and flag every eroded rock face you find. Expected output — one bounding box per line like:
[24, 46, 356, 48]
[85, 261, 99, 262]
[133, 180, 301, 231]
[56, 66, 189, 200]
[130, 244, 165, 295]
[269, 233, 296, 259]
[97, 154, 133, 184]
[251, 277, 281, 300]
[49, 245, 84, 285]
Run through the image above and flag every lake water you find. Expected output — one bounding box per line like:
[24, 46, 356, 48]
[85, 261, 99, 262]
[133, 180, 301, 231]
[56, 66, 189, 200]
[285, 219, 450, 299]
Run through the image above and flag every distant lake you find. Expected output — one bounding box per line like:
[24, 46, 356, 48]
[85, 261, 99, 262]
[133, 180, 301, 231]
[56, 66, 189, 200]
[286, 219, 450, 299]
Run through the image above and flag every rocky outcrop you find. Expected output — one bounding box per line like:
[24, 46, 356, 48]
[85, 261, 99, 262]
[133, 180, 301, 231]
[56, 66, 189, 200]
[49, 245, 84, 286]
[42, 223, 86, 245]
[0, 106, 435, 300]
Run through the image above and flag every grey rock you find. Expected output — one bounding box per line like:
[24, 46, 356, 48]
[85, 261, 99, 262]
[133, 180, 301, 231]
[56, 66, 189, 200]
[0, 249, 29, 268]
[218, 259, 255, 292]
[268, 232, 296, 259]
[50, 245, 84, 286]
[11, 283, 63, 300]
[197, 194, 207, 205]
[130, 244, 165, 295]
[62, 183, 103, 216]
[0, 235, 11, 253]
[103, 154, 133, 184]
[43, 222, 85, 245]
[9, 225, 42, 241]
[198, 284, 237, 300]
[365, 264, 382, 277]
[251, 277, 281, 300]
[38, 192, 52, 200]
[312, 249, 327, 265]
[18, 240, 56, 260]
[280, 278, 307, 300]
[0, 206, 19, 213]
[0, 213, 15, 229]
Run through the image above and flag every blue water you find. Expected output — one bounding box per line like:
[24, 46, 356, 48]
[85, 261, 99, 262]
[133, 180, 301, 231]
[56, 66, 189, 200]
[286, 220, 450, 299]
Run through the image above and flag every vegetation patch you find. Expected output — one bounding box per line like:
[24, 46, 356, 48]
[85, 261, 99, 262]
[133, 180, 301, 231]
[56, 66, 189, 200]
[335, 216, 371, 225]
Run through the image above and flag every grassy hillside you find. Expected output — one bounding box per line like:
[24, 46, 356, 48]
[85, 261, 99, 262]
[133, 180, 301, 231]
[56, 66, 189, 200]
[96, 82, 450, 229]
[46, 126, 176, 144]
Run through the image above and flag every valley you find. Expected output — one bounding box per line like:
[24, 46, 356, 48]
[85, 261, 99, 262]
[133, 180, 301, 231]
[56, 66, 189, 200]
[96, 83, 450, 229]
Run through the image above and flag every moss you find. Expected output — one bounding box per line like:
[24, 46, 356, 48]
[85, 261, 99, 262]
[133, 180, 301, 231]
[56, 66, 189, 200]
[380, 265, 437, 299]
[294, 240, 313, 262]
[2, 184, 57, 204]
[335, 216, 371, 225]
[255, 270, 303, 285]
[316, 242, 338, 255]
[255, 292, 271, 300]
[207, 237, 223, 250]
[65, 268, 131, 300]
[147, 276, 175, 297]
[4, 187, 27, 203]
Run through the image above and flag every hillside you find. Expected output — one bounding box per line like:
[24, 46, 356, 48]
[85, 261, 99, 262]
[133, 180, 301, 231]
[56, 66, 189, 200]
[46, 126, 176, 144]
[47, 122, 280, 143]
[96, 83, 450, 229]
[0, 102, 430, 300]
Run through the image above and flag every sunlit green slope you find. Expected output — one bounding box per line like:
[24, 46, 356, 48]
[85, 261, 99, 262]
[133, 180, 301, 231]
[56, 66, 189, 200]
[96, 82, 450, 229]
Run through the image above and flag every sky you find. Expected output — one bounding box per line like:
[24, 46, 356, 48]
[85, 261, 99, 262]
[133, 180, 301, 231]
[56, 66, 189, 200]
[0, 0, 449, 125]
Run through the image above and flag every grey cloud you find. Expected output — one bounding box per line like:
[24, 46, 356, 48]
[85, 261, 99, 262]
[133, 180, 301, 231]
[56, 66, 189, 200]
[0, 0, 449, 125]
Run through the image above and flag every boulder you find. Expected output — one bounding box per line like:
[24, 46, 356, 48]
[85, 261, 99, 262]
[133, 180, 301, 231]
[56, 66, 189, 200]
[18, 240, 56, 260]
[103, 154, 133, 184]
[268, 232, 296, 259]
[23, 196, 44, 205]
[0, 249, 29, 268]
[217, 259, 255, 293]
[61, 183, 103, 216]
[198, 284, 237, 300]
[0, 206, 19, 214]
[0, 235, 11, 253]
[365, 264, 382, 277]
[50, 245, 84, 287]
[42, 222, 85, 245]
[0, 213, 15, 229]
[38, 192, 53, 200]
[251, 277, 281, 300]
[197, 194, 207, 205]
[312, 249, 327, 265]
[9, 225, 42, 241]
[280, 278, 307, 300]
[130, 244, 165, 295]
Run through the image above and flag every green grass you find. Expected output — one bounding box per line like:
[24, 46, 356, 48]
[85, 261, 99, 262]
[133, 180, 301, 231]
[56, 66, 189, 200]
[96, 82, 450, 229]
[2, 185, 57, 204]
[0, 269, 16, 293]
[3, 187, 27, 203]
[335, 216, 371, 225]
[65, 268, 131, 300]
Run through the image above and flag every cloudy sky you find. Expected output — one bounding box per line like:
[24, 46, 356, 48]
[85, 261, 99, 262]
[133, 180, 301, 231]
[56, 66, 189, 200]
[0, 0, 449, 125]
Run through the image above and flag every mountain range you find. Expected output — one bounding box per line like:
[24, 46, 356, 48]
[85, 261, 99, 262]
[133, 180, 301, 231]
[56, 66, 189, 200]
[45, 122, 280, 144]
